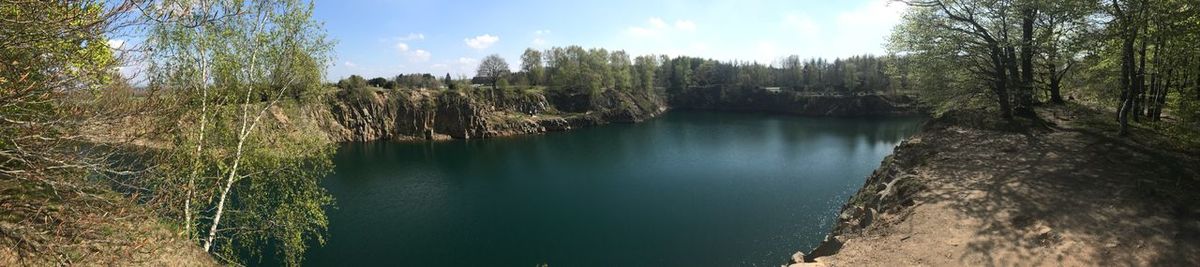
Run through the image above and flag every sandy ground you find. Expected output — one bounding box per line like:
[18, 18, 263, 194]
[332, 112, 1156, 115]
[800, 106, 1200, 266]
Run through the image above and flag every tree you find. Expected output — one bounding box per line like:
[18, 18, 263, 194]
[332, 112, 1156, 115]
[633, 55, 658, 92]
[444, 73, 453, 90]
[609, 50, 634, 92]
[1037, 0, 1097, 105]
[520, 48, 544, 86]
[477, 54, 510, 90]
[145, 0, 335, 265]
[893, 0, 1029, 120]
[338, 75, 367, 89]
[0, 1, 132, 261]
[670, 57, 693, 96]
[367, 77, 388, 87]
[1, 0, 116, 180]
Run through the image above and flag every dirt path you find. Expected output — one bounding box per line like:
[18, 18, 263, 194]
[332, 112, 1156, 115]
[799, 105, 1200, 266]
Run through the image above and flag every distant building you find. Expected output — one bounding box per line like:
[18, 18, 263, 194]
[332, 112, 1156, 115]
[761, 87, 782, 93]
[471, 76, 495, 86]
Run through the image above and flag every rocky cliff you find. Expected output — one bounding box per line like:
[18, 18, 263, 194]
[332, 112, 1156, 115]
[313, 88, 666, 142]
[670, 85, 925, 116]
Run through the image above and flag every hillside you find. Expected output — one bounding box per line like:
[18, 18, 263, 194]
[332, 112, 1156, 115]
[790, 105, 1200, 266]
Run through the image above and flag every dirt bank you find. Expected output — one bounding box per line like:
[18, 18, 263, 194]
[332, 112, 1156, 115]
[791, 104, 1200, 266]
[0, 180, 215, 266]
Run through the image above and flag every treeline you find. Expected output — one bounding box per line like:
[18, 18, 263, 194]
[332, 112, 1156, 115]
[892, 0, 1200, 135]
[337, 46, 903, 100]
[656, 55, 897, 95]
[336, 73, 448, 90]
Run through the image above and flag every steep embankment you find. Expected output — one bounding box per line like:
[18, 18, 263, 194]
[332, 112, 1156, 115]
[789, 105, 1200, 266]
[670, 85, 924, 116]
[311, 88, 666, 142]
[312, 87, 924, 143]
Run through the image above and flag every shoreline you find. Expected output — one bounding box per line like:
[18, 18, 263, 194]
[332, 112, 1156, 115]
[314, 88, 925, 143]
[787, 105, 1200, 266]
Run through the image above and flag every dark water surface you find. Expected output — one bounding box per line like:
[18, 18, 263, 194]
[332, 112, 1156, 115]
[299, 111, 922, 266]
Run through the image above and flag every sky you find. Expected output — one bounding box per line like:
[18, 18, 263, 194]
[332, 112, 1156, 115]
[312, 0, 906, 81]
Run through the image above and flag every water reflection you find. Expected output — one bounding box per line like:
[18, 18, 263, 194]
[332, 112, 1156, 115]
[294, 111, 922, 267]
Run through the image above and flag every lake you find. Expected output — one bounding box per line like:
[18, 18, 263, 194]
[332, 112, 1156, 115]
[299, 111, 922, 266]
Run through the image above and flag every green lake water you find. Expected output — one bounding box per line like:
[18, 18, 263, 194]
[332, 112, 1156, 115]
[298, 111, 922, 266]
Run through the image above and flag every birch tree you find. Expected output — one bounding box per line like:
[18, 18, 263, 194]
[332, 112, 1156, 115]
[144, 0, 334, 265]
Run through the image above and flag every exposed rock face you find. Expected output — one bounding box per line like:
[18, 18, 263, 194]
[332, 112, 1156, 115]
[315, 88, 666, 142]
[670, 85, 925, 116]
[798, 126, 931, 262]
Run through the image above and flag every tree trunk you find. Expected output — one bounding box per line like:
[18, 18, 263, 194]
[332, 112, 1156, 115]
[1048, 52, 1066, 104]
[1018, 7, 1038, 112]
[992, 46, 1014, 120]
[1005, 45, 1029, 117]
[1133, 33, 1148, 122]
[1152, 69, 1172, 121]
[1117, 3, 1136, 136]
[203, 137, 245, 252]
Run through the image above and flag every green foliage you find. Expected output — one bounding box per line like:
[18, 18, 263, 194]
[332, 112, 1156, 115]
[216, 125, 334, 266]
[521, 48, 545, 86]
[392, 73, 443, 89]
[609, 51, 634, 92]
[366, 77, 388, 87]
[337, 75, 367, 89]
[1, 0, 115, 179]
[888, 0, 1200, 129]
[477, 54, 510, 88]
[498, 78, 511, 89]
[145, 0, 335, 265]
[633, 55, 658, 92]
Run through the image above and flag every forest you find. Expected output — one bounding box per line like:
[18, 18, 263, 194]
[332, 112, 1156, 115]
[891, 0, 1200, 136]
[339, 50, 900, 98]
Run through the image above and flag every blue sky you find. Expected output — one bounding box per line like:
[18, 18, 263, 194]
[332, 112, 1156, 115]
[313, 0, 907, 81]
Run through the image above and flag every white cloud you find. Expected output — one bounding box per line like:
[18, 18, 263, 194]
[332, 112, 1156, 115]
[107, 39, 125, 49]
[675, 20, 696, 32]
[395, 42, 432, 62]
[343, 61, 358, 68]
[532, 30, 551, 47]
[428, 58, 477, 77]
[464, 34, 500, 50]
[836, 0, 905, 28]
[628, 17, 699, 38]
[410, 49, 431, 62]
[824, 0, 907, 56]
[398, 33, 425, 41]
[754, 41, 781, 64]
[457, 57, 478, 75]
[648, 17, 668, 29]
[627, 26, 658, 37]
